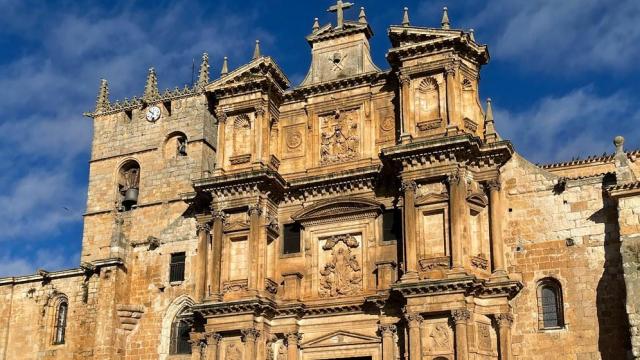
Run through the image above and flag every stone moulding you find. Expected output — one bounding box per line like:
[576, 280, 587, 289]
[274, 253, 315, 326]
[229, 154, 251, 165]
[222, 279, 249, 293]
[416, 119, 442, 131]
[418, 256, 450, 271]
[117, 304, 145, 332]
[291, 196, 382, 226]
[392, 276, 522, 300]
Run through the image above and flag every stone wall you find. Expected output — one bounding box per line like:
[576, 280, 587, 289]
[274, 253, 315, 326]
[502, 154, 629, 359]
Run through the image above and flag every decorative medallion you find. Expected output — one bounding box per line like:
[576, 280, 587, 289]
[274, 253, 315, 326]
[319, 234, 362, 297]
[286, 130, 303, 149]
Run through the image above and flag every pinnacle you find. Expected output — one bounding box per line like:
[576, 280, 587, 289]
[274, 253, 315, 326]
[359, 7, 367, 24]
[221, 57, 229, 75]
[485, 98, 494, 122]
[402, 7, 410, 27]
[469, 29, 475, 42]
[441, 6, 450, 29]
[95, 78, 110, 112]
[252, 40, 261, 60]
[196, 52, 210, 90]
[484, 98, 498, 143]
[313, 17, 320, 32]
[144, 67, 159, 101]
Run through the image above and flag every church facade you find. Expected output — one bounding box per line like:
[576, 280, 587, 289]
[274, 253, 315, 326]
[1, 3, 640, 360]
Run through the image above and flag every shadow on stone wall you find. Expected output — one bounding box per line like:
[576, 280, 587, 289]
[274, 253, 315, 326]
[593, 193, 631, 359]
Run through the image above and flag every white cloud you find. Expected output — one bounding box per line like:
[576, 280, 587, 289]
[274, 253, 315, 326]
[494, 86, 640, 163]
[0, 250, 79, 277]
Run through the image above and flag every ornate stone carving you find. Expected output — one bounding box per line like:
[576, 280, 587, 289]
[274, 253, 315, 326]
[284, 332, 302, 346]
[212, 209, 227, 222]
[225, 343, 242, 360]
[427, 323, 451, 351]
[248, 204, 263, 217]
[222, 279, 248, 293]
[446, 170, 463, 186]
[416, 119, 442, 131]
[495, 313, 514, 327]
[232, 114, 251, 156]
[452, 309, 471, 324]
[398, 73, 410, 85]
[379, 108, 394, 132]
[464, 118, 478, 132]
[477, 323, 491, 350]
[378, 324, 397, 337]
[229, 154, 251, 165]
[215, 109, 227, 124]
[265, 278, 278, 294]
[319, 234, 362, 297]
[241, 328, 261, 342]
[471, 253, 489, 270]
[320, 109, 360, 164]
[255, 107, 265, 117]
[286, 129, 302, 149]
[419, 256, 450, 271]
[276, 342, 287, 360]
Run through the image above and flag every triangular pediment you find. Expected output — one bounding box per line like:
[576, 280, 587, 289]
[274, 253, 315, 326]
[223, 220, 250, 233]
[415, 192, 449, 206]
[301, 330, 380, 349]
[206, 57, 289, 92]
[291, 196, 382, 223]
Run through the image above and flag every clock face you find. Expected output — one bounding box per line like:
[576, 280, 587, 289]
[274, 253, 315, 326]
[146, 106, 161, 122]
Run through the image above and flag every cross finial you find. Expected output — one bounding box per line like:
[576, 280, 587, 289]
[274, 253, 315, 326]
[328, 0, 354, 29]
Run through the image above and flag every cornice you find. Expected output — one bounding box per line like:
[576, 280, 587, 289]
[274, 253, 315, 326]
[0, 258, 124, 286]
[607, 181, 640, 198]
[285, 71, 388, 102]
[392, 276, 522, 300]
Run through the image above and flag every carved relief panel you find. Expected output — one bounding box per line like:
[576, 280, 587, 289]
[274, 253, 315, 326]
[318, 233, 363, 297]
[283, 124, 304, 158]
[319, 108, 361, 165]
[474, 315, 498, 357]
[221, 341, 243, 360]
[376, 105, 395, 144]
[226, 113, 253, 166]
[421, 319, 454, 359]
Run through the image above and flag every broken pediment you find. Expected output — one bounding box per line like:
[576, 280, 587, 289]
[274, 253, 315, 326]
[466, 192, 488, 214]
[415, 192, 449, 206]
[291, 196, 382, 225]
[301, 330, 380, 349]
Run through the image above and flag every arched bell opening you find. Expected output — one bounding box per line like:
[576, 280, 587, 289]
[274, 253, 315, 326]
[117, 160, 141, 211]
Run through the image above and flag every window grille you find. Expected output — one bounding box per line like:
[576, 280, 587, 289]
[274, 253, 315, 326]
[170, 252, 186, 282]
[537, 278, 564, 329]
[53, 301, 68, 344]
[169, 319, 192, 354]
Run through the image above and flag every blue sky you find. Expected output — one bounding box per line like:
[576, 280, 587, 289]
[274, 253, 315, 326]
[0, 0, 638, 276]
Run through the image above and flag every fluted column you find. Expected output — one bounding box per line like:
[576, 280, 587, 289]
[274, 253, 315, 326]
[379, 324, 397, 360]
[496, 313, 514, 360]
[452, 309, 470, 360]
[205, 332, 221, 360]
[405, 313, 423, 359]
[402, 180, 419, 280]
[487, 180, 508, 279]
[448, 171, 468, 272]
[285, 332, 301, 360]
[248, 204, 262, 292]
[215, 110, 227, 171]
[209, 210, 225, 299]
[195, 222, 210, 302]
[241, 329, 260, 360]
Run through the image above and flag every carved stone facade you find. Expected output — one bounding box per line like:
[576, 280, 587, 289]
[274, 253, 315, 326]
[0, 2, 638, 360]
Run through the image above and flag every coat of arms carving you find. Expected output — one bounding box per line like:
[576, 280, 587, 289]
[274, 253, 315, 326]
[320, 109, 360, 164]
[319, 233, 362, 297]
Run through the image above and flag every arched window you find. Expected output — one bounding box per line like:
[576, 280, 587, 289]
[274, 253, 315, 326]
[53, 301, 68, 344]
[169, 316, 192, 355]
[537, 278, 564, 329]
[117, 160, 140, 211]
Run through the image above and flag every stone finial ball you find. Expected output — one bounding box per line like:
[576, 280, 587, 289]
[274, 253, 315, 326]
[614, 136, 624, 147]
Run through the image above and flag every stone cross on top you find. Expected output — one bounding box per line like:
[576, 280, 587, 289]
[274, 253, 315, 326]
[328, 0, 353, 29]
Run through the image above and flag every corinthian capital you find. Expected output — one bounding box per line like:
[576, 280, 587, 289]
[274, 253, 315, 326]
[452, 309, 471, 324]
[285, 332, 302, 346]
[255, 107, 265, 117]
[211, 209, 226, 222]
[240, 328, 261, 342]
[485, 179, 501, 192]
[378, 324, 397, 337]
[404, 312, 423, 328]
[401, 180, 417, 193]
[205, 332, 222, 345]
[398, 73, 411, 85]
[196, 222, 211, 234]
[495, 313, 514, 327]
[214, 109, 227, 123]
[247, 204, 263, 217]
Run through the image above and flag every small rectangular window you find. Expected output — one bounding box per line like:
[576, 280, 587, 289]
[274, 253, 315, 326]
[282, 223, 301, 255]
[382, 208, 402, 242]
[169, 252, 186, 282]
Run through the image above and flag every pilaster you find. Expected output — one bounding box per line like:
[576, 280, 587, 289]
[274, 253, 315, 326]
[405, 312, 423, 360]
[209, 210, 225, 300]
[448, 171, 469, 274]
[379, 324, 397, 360]
[285, 332, 302, 360]
[241, 328, 261, 360]
[487, 180, 508, 280]
[195, 221, 211, 302]
[205, 332, 222, 360]
[401, 180, 419, 281]
[495, 313, 513, 360]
